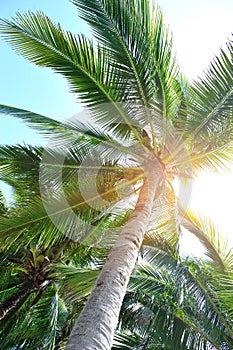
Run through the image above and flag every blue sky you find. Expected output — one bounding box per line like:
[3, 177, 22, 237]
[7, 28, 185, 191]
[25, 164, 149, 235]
[0, 0, 88, 146]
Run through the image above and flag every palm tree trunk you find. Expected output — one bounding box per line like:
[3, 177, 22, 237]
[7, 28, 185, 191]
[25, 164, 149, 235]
[65, 157, 163, 350]
[0, 281, 32, 320]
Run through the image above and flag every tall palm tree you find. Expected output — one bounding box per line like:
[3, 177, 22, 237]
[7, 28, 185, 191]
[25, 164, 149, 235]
[0, 0, 232, 348]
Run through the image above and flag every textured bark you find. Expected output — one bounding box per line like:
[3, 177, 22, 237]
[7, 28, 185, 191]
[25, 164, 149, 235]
[65, 157, 164, 350]
[0, 281, 32, 320]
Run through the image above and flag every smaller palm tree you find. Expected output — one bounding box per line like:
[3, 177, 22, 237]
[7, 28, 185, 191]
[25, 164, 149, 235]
[0, 238, 105, 349]
[0, 246, 51, 321]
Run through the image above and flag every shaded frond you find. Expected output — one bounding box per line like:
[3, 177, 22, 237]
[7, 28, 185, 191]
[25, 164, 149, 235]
[117, 245, 233, 349]
[51, 264, 99, 303]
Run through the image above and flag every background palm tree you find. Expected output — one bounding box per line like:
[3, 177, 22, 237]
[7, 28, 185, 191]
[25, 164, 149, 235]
[0, 190, 111, 350]
[0, 241, 102, 349]
[0, 0, 232, 348]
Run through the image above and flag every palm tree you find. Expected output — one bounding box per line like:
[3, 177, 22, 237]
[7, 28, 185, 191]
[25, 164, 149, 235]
[0, 0, 232, 348]
[0, 241, 103, 349]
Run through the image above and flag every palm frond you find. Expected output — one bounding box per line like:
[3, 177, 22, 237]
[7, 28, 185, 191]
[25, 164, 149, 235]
[0, 104, 69, 135]
[0, 104, 146, 162]
[0, 144, 43, 203]
[113, 331, 144, 349]
[189, 141, 233, 173]
[0, 189, 7, 213]
[72, 0, 156, 103]
[186, 40, 233, 145]
[0, 13, 147, 141]
[181, 211, 233, 272]
[0, 287, 60, 350]
[51, 264, 99, 303]
[72, 0, 181, 151]
[144, 179, 181, 254]
[0, 197, 92, 250]
[0, 13, 121, 104]
[0, 187, 137, 252]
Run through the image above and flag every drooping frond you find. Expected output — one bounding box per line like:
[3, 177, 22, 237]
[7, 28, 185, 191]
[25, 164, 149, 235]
[186, 40, 233, 146]
[0, 287, 60, 350]
[0, 183, 138, 252]
[0, 144, 43, 203]
[0, 104, 147, 160]
[50, 264, 99, 304]
[0, 104, 70, 135]
[189, 141, 233, 173]
[181, 211, 233, 272]
[0, 197, 97, 250]
[144, 179, 181, 255]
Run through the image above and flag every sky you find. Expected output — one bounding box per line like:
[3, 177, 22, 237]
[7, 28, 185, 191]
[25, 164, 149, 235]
[0, 0, 233, 250]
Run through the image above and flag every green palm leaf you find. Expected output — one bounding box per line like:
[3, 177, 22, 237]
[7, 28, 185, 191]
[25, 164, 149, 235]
[0, 13, 122, 105]
[0, 104, 68, 135]
[182, 211, 233, 272]
[0, 105, 145, 160]
[0, 189, 7, 214]
[0, 13, 146, 141]
[186, 41, 233, 144]
[189, 141, 233, 172]
[72, 0, 181, 149]
[51, 264, 99, 303]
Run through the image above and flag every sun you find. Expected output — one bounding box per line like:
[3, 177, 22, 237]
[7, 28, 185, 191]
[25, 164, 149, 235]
[189, 168, 233, 245]
[176, 167, 233, 256]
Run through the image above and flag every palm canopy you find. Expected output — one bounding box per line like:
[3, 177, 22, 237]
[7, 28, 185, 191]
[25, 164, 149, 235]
[0, 0, 232, 349]
[0, 0, 232, 254]
[0, 1, 232, 160]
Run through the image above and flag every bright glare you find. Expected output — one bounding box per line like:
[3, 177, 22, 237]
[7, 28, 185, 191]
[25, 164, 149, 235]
[175, 169, 233, 256]
[191, 170, 233, 239]
[180, 167, 233, 255]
